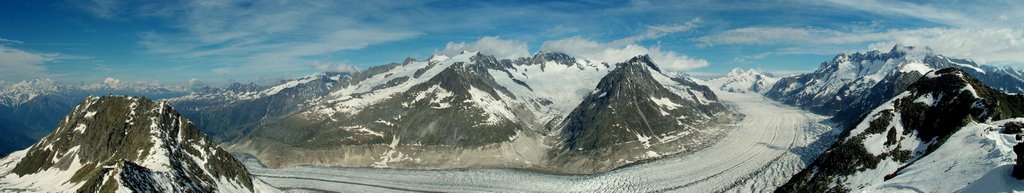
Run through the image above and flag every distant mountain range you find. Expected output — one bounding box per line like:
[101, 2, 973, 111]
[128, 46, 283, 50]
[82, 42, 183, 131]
[0, 79, 190, 155]
[167, 72, 348, 142]
[223, 52, 736, 174]
[765, 45, 1024, 128]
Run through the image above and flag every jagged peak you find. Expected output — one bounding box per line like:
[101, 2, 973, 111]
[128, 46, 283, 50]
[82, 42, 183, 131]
[402, 57, 417, 65]
[924, 67, 970, 80]
[889, 44, 933, 55]
[533, 51, 573, 60]
[526, 50, 576, 66]
[622, 54, 660, 73]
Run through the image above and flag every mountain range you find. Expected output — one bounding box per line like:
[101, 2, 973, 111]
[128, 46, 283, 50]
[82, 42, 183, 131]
[223, 52, 737, 174]
[0, 79, 190, 155]
[2, 45, 1024, 191]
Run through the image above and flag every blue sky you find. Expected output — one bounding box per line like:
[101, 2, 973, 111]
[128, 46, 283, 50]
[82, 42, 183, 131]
[2, 0, 1024, 85]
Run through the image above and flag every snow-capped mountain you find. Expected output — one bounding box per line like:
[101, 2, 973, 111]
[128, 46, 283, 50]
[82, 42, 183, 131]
[167, 72, 348, 141]
[778, 68, 1024, 192]
[548, 55, 735, 173]
[0, 96, 277, 192]
[227, 52, 734, 174]
[706, 68, 779, 94]
[766, 45, 1024, 127]
[0, 79, 192, 156]
[0, 78, 69, 106]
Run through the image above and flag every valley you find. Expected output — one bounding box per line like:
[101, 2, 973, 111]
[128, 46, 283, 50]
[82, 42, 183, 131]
[240, 88, 837, 192]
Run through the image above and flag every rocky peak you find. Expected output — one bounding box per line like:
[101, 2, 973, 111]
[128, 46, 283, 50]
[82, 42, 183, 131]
[402, 57, 417, 65]
[225, 82, 261, 93]
[621, 54, 660, 73]
[531, 51, 576, 66]
[0, 96, 258, 192]
[469, 52, 514, 70]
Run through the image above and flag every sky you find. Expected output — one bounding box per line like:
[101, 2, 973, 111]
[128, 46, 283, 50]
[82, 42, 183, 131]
[2, 0, 1024, 85]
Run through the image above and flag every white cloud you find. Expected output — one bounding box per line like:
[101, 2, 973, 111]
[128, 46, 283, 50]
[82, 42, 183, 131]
[0, 37, 23, 45]
[541, 37, 708, 73]
[76, 0, 122, 19]
[693, 27, 890, 46]
[820, 0, 974, 27]
[312, 62, 360, 73]
[731, 52, 772, 64]
[135, 0, 421, 75]
[536, 17, 706, 73]
[442, 36, 530, 59]
[0, 45, 52, 81]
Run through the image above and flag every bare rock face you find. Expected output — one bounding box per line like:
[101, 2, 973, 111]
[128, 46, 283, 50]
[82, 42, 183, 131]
[0, 96, 261, 192]
[1014, 142, 1024, 179]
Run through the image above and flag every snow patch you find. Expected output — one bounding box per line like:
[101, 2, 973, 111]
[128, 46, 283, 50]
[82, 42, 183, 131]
[73, 123, 87, 133]
[650, 97, 682, 110]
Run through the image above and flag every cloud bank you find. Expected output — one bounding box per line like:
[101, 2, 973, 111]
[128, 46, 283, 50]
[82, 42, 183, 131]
[442, 36, 530, 59]
[542, 37, 708, 73]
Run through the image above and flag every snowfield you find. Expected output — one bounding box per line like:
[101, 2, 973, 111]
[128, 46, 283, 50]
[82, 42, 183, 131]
[862, 119, 1024, 193]
[241, 89, 838, 192]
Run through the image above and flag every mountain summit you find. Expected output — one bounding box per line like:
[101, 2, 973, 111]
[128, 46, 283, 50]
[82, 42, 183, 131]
[0, 96, 274, 192]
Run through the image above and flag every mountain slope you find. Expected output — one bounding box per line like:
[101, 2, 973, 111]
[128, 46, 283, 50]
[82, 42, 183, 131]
[766, 45, 1024, 127]
[777, 68, 1024, 192]
[548, 55, 735, 173]
[707, 68, 779, 94]
[0, 96, 275, 192]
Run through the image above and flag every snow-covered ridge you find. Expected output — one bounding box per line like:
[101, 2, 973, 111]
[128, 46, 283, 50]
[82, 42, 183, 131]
[0, 96, 277, 192]
[169, 72, 345, 104]
[763, 44, 1018, 120]
[0, 78, 66, 106]
[304, 51, 616, 122]
[706, 68, 779, 94]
